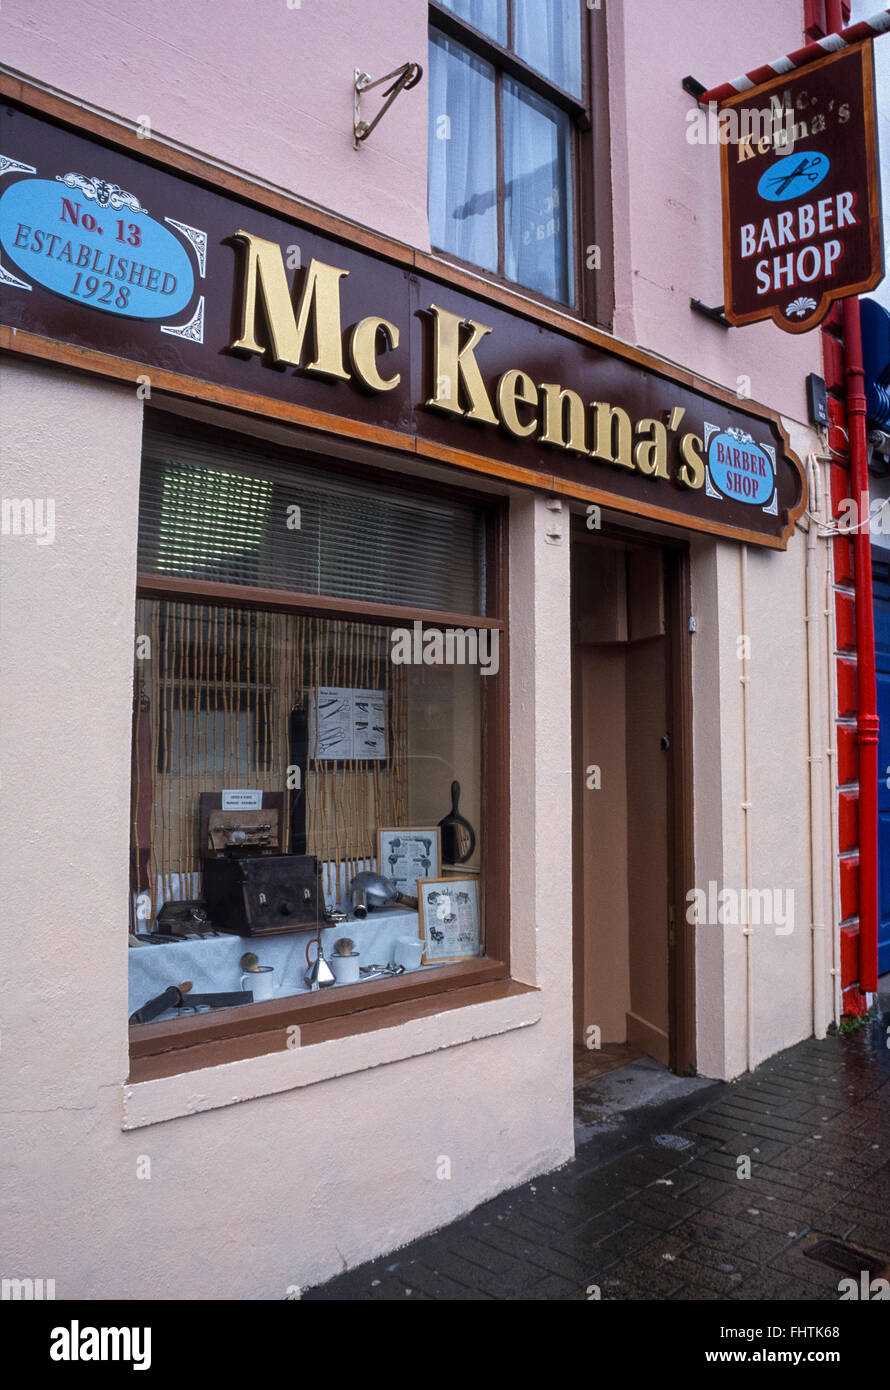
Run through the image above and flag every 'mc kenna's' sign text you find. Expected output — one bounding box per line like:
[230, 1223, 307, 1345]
[230, 233, 712, 496]
[0, 98, 806, 547]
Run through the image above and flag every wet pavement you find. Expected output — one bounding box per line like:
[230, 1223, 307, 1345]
[572, 1054, 717, 1150]
[306, 1001, 890, 1300]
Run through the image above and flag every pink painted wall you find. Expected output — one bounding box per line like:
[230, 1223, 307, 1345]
[0, 1, 838, 1296]
[0, 0, 431, 249]
[608, 0, 823, 422]
[1, 0, 823, 425]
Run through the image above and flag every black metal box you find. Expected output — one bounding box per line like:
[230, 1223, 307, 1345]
[202, 854, 324, 936]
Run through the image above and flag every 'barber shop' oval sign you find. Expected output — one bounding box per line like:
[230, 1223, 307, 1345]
[707, 429, 775, 507]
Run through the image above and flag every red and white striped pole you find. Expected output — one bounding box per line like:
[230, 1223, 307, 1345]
[698, 6, 890, 105]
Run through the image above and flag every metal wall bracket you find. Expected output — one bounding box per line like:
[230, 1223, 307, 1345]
[682, 75, 708, 103]
[354, 62, 423, 148]
[690, 298, 732, 329]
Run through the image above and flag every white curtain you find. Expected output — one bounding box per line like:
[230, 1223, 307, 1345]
[428, 32, 498, 271]
[504, 78, 573, 303]
[439, 0, 506, 44]
[514, 0, 582, 97]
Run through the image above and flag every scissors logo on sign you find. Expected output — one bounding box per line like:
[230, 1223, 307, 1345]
[757, 151, 831, 203]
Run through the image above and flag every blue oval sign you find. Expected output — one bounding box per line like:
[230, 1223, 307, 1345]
[0, 176, 195, 318]
[757, 151, 830, 203]
[708, 432, 774, 507]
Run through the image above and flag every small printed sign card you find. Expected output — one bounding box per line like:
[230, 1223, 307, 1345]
[221, 789, 264, 810]
[309, 687, 387, 761]
[378, 827, 442, 898]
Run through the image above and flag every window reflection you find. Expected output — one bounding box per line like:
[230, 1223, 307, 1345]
[428, 32, 498, 273]
[504, 79, 574, 303]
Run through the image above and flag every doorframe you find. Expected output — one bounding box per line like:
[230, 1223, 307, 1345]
[570, 516, 696, 1075]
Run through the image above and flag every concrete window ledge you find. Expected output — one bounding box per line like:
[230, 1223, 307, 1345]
[121, 981, 541, 1129]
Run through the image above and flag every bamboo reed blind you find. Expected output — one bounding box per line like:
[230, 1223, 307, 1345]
[132, 598, 408, 923]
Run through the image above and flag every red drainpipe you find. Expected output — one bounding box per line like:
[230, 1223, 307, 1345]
[826, 0, 879, 993]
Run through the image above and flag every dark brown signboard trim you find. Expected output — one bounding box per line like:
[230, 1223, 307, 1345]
[718, 43, 884, 334]
[2, 323, 800, 551]
[0, 73, 808, 548]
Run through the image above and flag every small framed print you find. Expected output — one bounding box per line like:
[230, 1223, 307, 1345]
[417, 876, 482, 964]
[377, 827, 441, 898]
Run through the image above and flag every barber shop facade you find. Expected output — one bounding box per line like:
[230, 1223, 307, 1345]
[0, 1, 843, 1298]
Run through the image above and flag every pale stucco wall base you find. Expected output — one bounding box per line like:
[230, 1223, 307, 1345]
[691, 420, 835, 1079]
[0, 359, 575, 1298]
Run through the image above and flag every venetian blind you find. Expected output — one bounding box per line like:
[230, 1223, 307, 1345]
[138, 429, 487, 615]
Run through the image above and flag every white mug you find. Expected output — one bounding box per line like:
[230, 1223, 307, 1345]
[241, 965, 275, 1002]
[332, 953, 361, 985]
[394, 937, 424, 972]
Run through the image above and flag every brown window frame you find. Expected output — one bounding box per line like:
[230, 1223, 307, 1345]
[128, 415, 511, 1081]
[428, 0, 613, 328]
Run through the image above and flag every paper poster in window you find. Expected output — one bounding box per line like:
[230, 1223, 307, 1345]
[309, 687, 388, 761]
[418, 876, 482, 963]
[378, 827, 442, 898]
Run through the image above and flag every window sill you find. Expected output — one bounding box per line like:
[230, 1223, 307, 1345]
[420, 246, 587, 328]
[121, 975, 540, 1130]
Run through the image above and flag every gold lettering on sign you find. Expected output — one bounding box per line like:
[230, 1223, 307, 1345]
[221, 232, 774, 515]
[425, 305, 498, 423]
[230, 232, 350, 380]
[678, 433, 705, 489]
[348, 316, 401, 391]
[591, 402, 634, 470]
[291, 259, 351, 380]
[634, 418, 669, 478]
[496, 369, 538, 438]
[539, 384, 587, 454]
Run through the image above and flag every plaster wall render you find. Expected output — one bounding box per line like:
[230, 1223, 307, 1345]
[0, 359, 575, 1298]
[0, 0, 431, 250]
[691, 420, 833, 1078]
[608, 0, 825, 422]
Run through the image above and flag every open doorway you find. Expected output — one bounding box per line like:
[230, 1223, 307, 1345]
[571, 520, 694, 1080]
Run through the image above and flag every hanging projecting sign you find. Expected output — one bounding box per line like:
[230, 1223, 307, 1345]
[0, 90, 806, 548]
[719, 42, 883, 333]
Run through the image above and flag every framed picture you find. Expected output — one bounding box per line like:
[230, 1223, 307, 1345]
[377, 827, 441, 898]
[417, 876, 482, 963]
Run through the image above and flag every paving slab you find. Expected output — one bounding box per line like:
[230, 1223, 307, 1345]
[305, 1008, 890, 1301]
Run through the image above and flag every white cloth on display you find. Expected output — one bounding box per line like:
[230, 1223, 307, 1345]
[128, 909, 426, 1021]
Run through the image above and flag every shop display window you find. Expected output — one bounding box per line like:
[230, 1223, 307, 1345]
[128, 420, 507, 1050]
